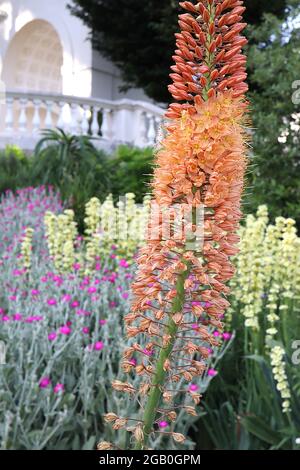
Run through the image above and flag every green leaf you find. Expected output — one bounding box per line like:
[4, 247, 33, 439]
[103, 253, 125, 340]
[241, 415, 282, 446]
[82, 435, 96, 450]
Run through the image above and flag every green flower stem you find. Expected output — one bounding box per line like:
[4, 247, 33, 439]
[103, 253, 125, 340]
[135, 263, 191, 450]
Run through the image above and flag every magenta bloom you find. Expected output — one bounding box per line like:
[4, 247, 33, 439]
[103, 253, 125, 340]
[62, 294, 72, 302]
[47, 298, 57, 306]
[143, 348, 153, 357]
[82, 327, 89, 334]
[39, 377, 51, 389]
[158, 421, 169, 429]
[223, 332, 232, 341]
[189, 384, 199, 392]
[2, 315, 10, 322]
[48, 332, 57, 341]
[119, 259, 129, 268]
[94, 341, 104, 351]
[31, 289, 40, 296]
[60, 325, 71, 335]
[12, 269, 23, 277]
[99, 319, 107, 326]
[73, 263, 81, 271]
[53, 383, 64, 394]
[88, 287, 97, 294]
[122, 292, 129, 300]
[70, 300, 80, 309]
[129, 358, 137, 366]
[213, 331, 220, 337]
[208, 368, 218, 377]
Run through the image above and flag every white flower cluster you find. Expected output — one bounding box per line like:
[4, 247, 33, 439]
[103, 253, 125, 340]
[20, 227, 34, 270]
[270, 345, 291, 413]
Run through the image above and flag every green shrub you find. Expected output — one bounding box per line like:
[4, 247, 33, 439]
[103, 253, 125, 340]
[105, 145, 154, 202]
[0, 145, 32, 193]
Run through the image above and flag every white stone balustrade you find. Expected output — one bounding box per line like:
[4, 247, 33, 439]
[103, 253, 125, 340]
[0, 91, 165, 150]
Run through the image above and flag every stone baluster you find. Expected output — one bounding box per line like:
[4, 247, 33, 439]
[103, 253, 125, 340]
[32, 99, 42, 134]
[91, 106, 100, 136]
[134, 109, 147, 147]
[44, 100, 53, 129]
[57, 101, 67, 130]
[5, 97, 14, 133]
[70, 102, 79, 134]
[146, 113, 156, 146]
[101, 107, 112, 140]
[18, 98, 28, 133]
[81, 104, 90, 135]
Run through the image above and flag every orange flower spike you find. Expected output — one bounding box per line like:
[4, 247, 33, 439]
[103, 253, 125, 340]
[99, 1, 249, 452]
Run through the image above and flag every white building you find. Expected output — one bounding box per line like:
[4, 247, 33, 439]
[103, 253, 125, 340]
[0, 0, 164, 149]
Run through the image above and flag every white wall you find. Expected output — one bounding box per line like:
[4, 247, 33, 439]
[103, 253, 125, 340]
[0, 0, 93, 97]
[0, 0, 153, 102]
[91, 50, 151, 102]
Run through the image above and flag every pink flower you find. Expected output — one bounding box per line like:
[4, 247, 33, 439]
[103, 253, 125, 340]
[159, 421, 169, 428]
[62, 294, 72, 302]
[99, 319, 107, 326]
[94, 341, 104, 351]
[9, 296, 17, 301]
[143, 348, 153, 357]
[82, 327, 89, 334]
[2, 316, 10, 322]
[95, 263, 101, 271]
[88, 287, 97, 294]
[70, 301, 80, 309]
[109, 301, 117, 308]
[53, 383, 64, 394]
[189, 384, 199, 392]
[39, 377, 51, 389]
[119, 259, 129, 268]
[59, 325, 71, 335]
[73, 263, 81, 271]
[207, 368, 218, 377]
[47, 298, 57, 306]
[31, 289, 40, 296]
[12, 269, 23, 277]
[122, 292, 129, 300]
[223, 332, 232, 341]
[110, 254, 116, 259]
[48, 332, 57, 341]
[129, 358, 137, 366]
[213, 331, 220, 337]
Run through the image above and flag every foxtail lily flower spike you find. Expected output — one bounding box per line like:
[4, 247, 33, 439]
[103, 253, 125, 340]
[99, 0, 249, 451]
